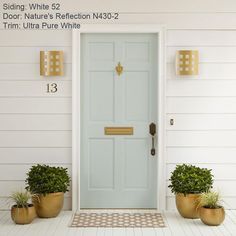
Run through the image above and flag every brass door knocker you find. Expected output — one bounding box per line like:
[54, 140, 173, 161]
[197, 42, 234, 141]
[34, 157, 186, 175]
[115, 62, 123, 76]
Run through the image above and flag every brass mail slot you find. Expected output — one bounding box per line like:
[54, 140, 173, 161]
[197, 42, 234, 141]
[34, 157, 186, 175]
[104, 127, 133, 135]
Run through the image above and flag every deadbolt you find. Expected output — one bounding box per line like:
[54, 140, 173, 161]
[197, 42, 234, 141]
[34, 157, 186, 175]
[149, 123, 156, 136]
[149, 123, 156, 156]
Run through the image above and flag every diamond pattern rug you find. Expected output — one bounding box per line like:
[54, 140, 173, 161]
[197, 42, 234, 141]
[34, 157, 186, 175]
[70, 211, 165, 228]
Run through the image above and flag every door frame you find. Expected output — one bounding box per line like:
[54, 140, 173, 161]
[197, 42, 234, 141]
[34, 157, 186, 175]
[72, 24, 166, 211]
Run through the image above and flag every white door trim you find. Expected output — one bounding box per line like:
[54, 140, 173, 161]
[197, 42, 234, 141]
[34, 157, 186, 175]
[72, 24, 166, 211]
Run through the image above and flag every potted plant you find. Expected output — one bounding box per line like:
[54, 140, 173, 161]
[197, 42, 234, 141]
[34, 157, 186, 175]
[10, 191, 36, 224]
[25, 164, 70, 218]
[168, 164, 213, 219]
[198, 191, 225, 226]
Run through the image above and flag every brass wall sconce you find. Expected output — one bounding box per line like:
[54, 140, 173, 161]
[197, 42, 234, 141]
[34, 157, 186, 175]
[40, 51, 64, 76]
[176, 50, 199, 76]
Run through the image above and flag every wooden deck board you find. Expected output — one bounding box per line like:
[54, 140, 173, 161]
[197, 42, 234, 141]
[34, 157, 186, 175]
[0, 210, 235, 236]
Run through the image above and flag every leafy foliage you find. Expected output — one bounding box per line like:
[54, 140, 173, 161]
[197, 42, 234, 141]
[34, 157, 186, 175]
[25, 164, 70, 195]
[10, 191, 32, 208]
[198, 191, 222, 209]
[168, 164, 213, 195]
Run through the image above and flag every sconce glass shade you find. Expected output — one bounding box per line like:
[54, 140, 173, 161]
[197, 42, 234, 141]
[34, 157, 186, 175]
[40, 51, 64, 76]
[176, 50, 199, 75]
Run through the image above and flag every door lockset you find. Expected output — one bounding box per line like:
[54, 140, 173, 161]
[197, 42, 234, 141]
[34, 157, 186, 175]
[149, 123, 156, 156]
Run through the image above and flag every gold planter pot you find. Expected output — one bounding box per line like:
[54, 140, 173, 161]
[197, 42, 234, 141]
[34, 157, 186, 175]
[33, 192, 64, 218]
[176, 193, 200, 219]
[199, 207, 225, 226]
[11, 204, 36, 224]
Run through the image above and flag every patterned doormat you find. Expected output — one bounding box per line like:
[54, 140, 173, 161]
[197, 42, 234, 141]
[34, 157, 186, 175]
[70, 211, 165, 228]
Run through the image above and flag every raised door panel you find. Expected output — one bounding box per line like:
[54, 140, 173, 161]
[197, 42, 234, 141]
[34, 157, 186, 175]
[124, 139, 149, 189]
[88, 139, 114, 189]
[89, 72, 114, 121]
[125, 42, 150, 62]
[125, 72, 150, 121]
[89, 42, 115, 61]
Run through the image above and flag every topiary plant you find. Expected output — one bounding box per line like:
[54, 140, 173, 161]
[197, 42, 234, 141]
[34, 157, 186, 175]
[168, 164, 213, 196]
[25, 164, 70, 195]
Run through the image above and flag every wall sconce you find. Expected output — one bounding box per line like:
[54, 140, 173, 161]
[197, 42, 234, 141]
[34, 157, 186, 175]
[40, 51, 64, 76]
[176, 50, 199, 76]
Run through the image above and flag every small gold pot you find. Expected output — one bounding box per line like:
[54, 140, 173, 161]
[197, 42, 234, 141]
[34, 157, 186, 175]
[199, 206, 225, 226]
[11, 204, 36, 224]
[176, 193, 200, 219]
[32, 192, 64, 218]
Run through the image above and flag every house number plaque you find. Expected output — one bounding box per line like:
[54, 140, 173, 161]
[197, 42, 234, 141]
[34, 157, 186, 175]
[46, 83, 58, 93]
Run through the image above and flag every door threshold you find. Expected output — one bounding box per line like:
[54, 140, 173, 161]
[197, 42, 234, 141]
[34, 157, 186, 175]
[78, 209, 159, 213]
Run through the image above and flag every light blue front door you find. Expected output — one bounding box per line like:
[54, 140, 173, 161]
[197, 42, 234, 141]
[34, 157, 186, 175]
[81, 33, 157, 208]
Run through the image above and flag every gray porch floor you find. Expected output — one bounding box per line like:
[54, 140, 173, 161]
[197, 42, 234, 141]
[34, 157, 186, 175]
[0, 210, 236, 236]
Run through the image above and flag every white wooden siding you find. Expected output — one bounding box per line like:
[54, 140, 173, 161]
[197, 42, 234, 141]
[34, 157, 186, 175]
[0, 47, 71, 63]
[0, 64, 71, 80]
[0, 114, 71, 130]
[0, 81, 71, 97]
[0, 181, 71, 197]
[0, 98, 71, 113]
[167, 63, 236, 80]
[0, 148, 71, 164]
[0, 30, 71, 46]
[0, 8, 236, 211]
[0, 31, 72, 210]
[167, 147, 236, 163]
[166, 29, 236, 210]
[0, 164, 71, 181]
[167, 97, 236, 113]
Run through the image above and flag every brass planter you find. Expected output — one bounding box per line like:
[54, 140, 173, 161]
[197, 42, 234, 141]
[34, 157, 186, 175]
[176, 193, 200, 219]
[33, 192, 64, 218]
[11, 204, 36, 224]
[199, 207, 225, 226]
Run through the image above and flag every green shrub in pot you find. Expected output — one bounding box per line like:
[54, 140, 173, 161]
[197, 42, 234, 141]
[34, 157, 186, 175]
[25, 164, 70, 218]
[168, 164, 213, 219]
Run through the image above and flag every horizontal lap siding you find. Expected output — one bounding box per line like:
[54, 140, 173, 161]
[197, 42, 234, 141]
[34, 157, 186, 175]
[167, 30, 236, 46]
[0, 197, 72, 210]
[167, 164, 236, 180]
[0, 64, 71, 80]
[0, 164, 71, 181]
[166, 114, 236, 130]
[167, 97, 236, 113]
[166, 29, 236, 210]
[0, 31, 72, 210]
[0, 30, 71, 46]
[167, 80, 236, 97]
[0, 47, 72, 64]
[0, 148, 71, 164]
[0, 98, 71, 113]
[167, 63, 236, 80]
[167, 181, 236, 196]
[1, 19, 236, 211]
[167, 131, 236, 147]
[166, 197, 236, 210]
[0, 81, 71, 97]
[0, 114, 71, 130]
[0, 131, 72, 147]
[167, 147, 236, 164]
